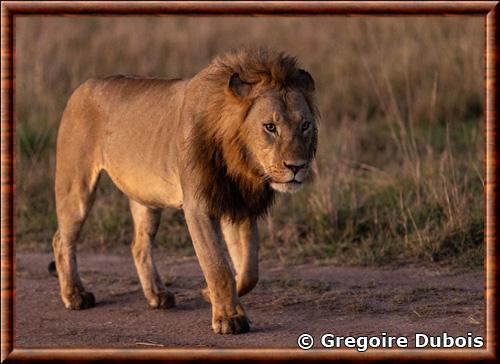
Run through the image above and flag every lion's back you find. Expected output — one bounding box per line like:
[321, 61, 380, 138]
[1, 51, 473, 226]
[57, 75, 189, 208]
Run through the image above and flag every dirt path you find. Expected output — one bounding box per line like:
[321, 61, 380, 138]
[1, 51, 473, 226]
[15, 252, 484, 349]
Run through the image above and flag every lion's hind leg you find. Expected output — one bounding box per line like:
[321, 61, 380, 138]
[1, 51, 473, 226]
[129, 200, 175, 309]
[52, 163, 101, 310]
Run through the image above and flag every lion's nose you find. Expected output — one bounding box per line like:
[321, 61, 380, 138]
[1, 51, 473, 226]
[283, 161, 306, 174]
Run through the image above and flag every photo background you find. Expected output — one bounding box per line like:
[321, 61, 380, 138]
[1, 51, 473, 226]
[16, 17, 484, 267]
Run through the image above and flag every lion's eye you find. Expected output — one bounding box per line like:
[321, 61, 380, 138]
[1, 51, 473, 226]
[301, 121, 311, 132]
[264, 123, 277, 133]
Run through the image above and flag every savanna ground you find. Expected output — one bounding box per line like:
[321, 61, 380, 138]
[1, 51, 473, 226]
[15, 17, 485, 349]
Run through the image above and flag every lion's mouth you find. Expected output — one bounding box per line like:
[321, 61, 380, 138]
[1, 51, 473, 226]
[270, 179, 302, 185]
[268, 179, 304, 193]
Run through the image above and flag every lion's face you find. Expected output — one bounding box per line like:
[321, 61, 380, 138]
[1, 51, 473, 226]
[240, 89, 317, 193]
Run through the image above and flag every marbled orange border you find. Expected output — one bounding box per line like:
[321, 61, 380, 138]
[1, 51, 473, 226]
[1, 2, 497, 362]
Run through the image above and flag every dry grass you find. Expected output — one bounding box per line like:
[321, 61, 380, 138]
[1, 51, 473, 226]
[15, 17, 484, 267]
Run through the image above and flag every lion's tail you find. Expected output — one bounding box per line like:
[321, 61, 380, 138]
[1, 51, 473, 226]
[48, 261, 58, 278]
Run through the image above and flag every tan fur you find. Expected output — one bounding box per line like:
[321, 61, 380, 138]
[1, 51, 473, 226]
[52, 48, 318, 334]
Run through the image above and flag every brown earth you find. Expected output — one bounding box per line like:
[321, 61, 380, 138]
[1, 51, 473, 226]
[15, 252, 485, 349]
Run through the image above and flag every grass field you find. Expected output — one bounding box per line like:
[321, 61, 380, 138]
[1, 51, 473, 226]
[15, 17, 484, 267]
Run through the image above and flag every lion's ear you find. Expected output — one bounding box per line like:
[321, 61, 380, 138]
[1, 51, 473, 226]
[228, 73, 252, 99]
[288, 69, 315, 93]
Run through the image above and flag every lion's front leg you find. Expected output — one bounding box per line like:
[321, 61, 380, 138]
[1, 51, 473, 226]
[184, 207, 250, 334]
[226, 218, 260, 297]
[202, 218, 259, 302]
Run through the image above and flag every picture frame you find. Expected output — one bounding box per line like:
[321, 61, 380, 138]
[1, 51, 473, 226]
[1, 1, 497, 362]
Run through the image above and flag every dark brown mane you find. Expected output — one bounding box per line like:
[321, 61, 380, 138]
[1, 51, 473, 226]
[190, 124, 276, 223]
[188, 48, 316, 222]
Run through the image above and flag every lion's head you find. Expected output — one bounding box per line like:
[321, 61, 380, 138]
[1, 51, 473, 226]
[189, 48, 319, 222]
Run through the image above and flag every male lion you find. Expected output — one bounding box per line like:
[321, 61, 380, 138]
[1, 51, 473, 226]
[51, 48, 318, 334]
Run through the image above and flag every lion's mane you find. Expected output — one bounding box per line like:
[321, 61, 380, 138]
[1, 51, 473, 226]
[188, 48, 317, 222]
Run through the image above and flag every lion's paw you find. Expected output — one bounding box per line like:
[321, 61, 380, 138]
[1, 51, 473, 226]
[149, 291, 175, 309]
[64, 291, 95, 310]
[212, 313, 250, 334]
[206, 292, 251, 334]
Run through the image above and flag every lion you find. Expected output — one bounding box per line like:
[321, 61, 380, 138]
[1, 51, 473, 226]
[51, 48, 318, 334]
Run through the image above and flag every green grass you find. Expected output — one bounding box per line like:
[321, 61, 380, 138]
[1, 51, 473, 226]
[17, 121, 51, 161]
